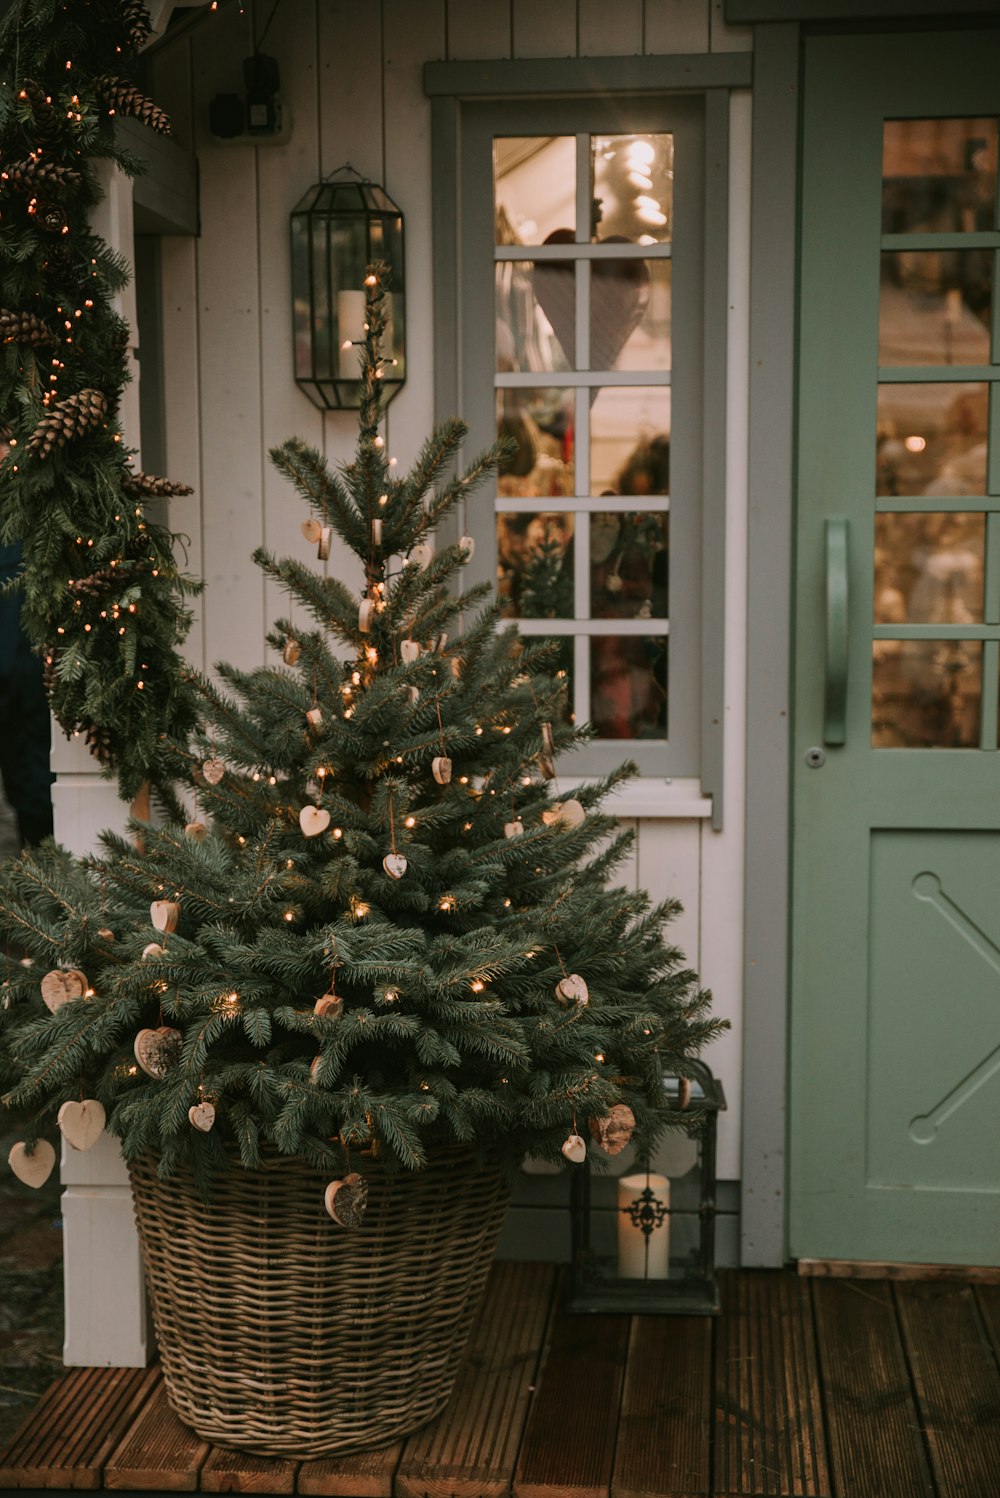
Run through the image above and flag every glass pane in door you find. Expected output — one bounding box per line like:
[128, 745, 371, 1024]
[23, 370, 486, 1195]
[494, 136, 576, 245]
[876, 382, 988, 495]
[882, 118, 998, 233]
[592, 134, 674, 243]
[879, 250, 992, 366]
[874, 513, 985, 623]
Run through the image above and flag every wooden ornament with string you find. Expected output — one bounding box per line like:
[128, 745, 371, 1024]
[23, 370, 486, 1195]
[382, 793, 407, 879]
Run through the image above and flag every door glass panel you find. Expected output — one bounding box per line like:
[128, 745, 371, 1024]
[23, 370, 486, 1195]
[591, 512, 669, 619]
[496, 262, 574, 373]
[591, 387, 671, 496]
[882, 118, 998, 233]
[591, 635, 668, 739]
[592, 134, 674, 243]
[496, 388, 575, 497]
[875, 513, 984, 623]
[876, 382, 988, 495]
[879, 251, 992, 366]
[496, 512, 574, 619]
[872, 639, 981, 747]
[592, 259, 671, 371]
[494, 137, 576, 245]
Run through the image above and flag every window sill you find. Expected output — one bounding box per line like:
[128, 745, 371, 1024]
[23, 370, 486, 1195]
[571, 776, 713, 820]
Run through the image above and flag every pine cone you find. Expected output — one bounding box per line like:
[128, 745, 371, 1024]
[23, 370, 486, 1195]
[32, 199, 68, 234]
[42, 650, 59, 696]
[82, 720, 116, 767]
[18, 81, 62, 142]
[0, 309, 56, 347]
[92, 76, 171, 135]
[27, 388, 108, 458]
[122, 469, 194, 498]
[67, 562, 142, 598]
[120, 0, 153, 49]
[0, 158, 82, 192]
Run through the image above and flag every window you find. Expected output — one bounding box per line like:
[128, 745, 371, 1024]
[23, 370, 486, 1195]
[436, 92, 725, 793]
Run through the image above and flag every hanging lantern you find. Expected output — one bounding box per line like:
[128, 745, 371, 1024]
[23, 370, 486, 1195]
[290, 165, 405, 410]
[567, 1058, 726, 1314]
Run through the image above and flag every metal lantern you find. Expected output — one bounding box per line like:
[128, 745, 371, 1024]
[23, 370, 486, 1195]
[567, 1059, 726, 1314]
[290, 165, 405, 410]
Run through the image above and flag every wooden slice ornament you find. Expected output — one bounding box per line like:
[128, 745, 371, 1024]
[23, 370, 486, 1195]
[450, 657, 462, 679]
[40, 968, 86, 1012]
[283, 637, 301, 665]
[301, 517, 322, 544]
[407, 685, 420, 704]
[561, 1133, 586, 1164]
[433, 632, 449, 655]
[371, 517, 383, 546]
[400, 639, 420, 663]
[408, 542, 433, 569]
[358, 599, 375, 633]
[188, 1100, 216, 1133]
[57, 1099, 106, 1151]
[314, 994, 343, 1021]
[133, 1027, 182, 1079]
[202, 756, 225, 786]
[150, 899, 179, 933]
[299, 805, 331, 838]
[383, 852, 407, 880]
[8, 1139, 56, 1188]
[556, 973, 589, 1006]
[458, 534, 475, 560]
[324, 1172, 369, 1229]
[141, 942, 166, 960]
[432, 756, 452, 785]
[317, 526, 332, 561]
[541, 721, 555, 757]
[542, 798, 585, 829]
[306, 705, 324, 727]
[589, 1103, 636, 1157]
[504, 819, 524, 838]
[96, 927, 115, 942]
[184, 821, 208, 842]
[538, 754, 556, 781]
[676, 1076, 693, 1111]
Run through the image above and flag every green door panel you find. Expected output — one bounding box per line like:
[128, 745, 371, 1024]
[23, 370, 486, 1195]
[791, 27, 1000, 1265]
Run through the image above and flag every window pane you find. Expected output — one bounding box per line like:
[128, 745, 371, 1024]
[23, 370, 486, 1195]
[591, 513, 669, 620]
[591, 387, 670, 496]
[592, 134, 673, 244]
[879, 251, 992, 366]
[496, 388, 575, 498]
[876, 383, 988, 496]
[872, 640, 981, 748]
[495, 136, 576, 246]
[591, 635, 668, 739]
[592, 259, 671, 372]
[496, 512, 575, 619]
[496, 261, 574, 373]
[882, 119, 997, 234]
[875, 513, 984, 624]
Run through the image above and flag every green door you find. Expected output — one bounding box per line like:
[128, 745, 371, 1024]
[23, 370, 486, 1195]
[790, 28, 1000, 1265]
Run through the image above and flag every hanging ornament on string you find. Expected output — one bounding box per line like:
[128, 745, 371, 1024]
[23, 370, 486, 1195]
[201, 741, 226, 785]
[542, 797, 585, 828]
[325, 1170, 368, 1229]
[382, 791, 407, 879]
[188, 1098, 216, 1132]
[371, 517, 383, 547]
[315, 964, 344, 1020]
[432, 698, 452, 785]
[299, 804, 331, 838]
[58, 1098, 106, 1151]
[561, 1112, 586, 1163]
[554, 945, 589, 1006]
[184, 820, 208, 842]
[359, 597, 376, 633]
[401, 638, 420, 664]
[589, 1103, 636, 1156]
[150, 899, 179, 934]
[408, 540, 433, 569]
[504, 815, 524, 838]
[134, 1026, 182, 1079]
[283, 635, 301, 665]
[40, 967, 88, 1013]
[301, 517, 322, 545]
[458, 534, 475, 560]
[317, 525, 332, 560]
[8, 1139, 56, 1188]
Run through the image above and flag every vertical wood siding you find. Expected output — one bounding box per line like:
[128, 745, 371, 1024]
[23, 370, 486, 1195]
[147, 0, 749, 1185]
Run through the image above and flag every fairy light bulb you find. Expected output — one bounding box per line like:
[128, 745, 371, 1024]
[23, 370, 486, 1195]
[405, 816, 415, 829]
[471, 980, 484, 993]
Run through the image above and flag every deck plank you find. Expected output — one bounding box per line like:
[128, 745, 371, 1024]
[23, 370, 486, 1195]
[713, 1269, 830, 1497]
[394, 1260, 557, 1498]
[295, 1442, 403, 1498]
[811, 1278, 934, 1498]
[0, 1364, 158, 1490]
[103, 1377, 210, 1492]
[612, 1314, 712, 1498]
[894, 1280, 1000, 1498]
[200, 1444, 298, 1493]
[513, 1307, 629, 1498]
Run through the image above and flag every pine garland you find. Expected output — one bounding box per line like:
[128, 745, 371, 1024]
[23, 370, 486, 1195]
[0, 0, 200, 799]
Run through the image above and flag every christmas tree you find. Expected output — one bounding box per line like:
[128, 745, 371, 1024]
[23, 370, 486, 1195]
[0, 268, 722, 1202]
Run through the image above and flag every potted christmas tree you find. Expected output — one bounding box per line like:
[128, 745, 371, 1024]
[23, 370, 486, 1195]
[0, 270, 723, 1457]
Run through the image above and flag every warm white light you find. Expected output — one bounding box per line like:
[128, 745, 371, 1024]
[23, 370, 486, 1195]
[904, 435, 927, 453]
[627, 169, 653, 190]
[627, 139, 655, 166]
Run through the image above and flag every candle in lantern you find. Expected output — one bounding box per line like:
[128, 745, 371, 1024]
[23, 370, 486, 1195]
[617, 1172, 670, 1279]
[337, 290, 366, 380]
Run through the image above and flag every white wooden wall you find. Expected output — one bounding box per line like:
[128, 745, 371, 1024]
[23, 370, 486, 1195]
[58, 0, 752, 1363]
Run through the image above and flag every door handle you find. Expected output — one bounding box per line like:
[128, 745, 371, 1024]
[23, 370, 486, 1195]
[824, 518, 849, 745]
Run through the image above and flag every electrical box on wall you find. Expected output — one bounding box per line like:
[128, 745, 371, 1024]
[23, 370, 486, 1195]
[208, 54, 291, 144]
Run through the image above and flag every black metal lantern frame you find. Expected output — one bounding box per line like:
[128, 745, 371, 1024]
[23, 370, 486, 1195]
[567, 1058, 726, 1314]
[290, 164, 405, 411]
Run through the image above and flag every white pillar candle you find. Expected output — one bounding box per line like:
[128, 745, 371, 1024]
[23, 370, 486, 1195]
[617, 1172, 670, 1280]
[337, 290, 366, 379]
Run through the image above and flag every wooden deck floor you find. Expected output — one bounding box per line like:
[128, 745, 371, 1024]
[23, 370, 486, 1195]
[2, 1263, 1000, 1498]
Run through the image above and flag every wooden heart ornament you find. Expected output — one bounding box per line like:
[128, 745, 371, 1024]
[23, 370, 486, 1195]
[202, 756, 226, 786]
[408, 542, 433, 570]
[184, 821, 208, 842]
[561, 1132, 586, 1164]
[531, 231, 650, 377]
[57, 1099, 106, 1151]
[314, 993, 343, 1021]
[40, 968, 86, 1013]
[589, 1103, 636, 1157]
[8, 1139, 56, 1188]
[134, 1027, 182, 1079]
[432, 756, 452, 785]
[556, 973, 589, 1006]
[383, 852, 407, 880]
[324, 1172, 369, 1229]
[504, 819, 524, 838]
[299, 805, 331, 838]
[150, 900, 179, 934]
[542, 798, 585, 829]
[400, 639, 421, 663]
[301, 517, 322, 544]
[188, 1101, 216, 1133]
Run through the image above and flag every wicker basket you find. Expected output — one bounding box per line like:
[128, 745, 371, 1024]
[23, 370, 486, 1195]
[128, 1146, 511, 1458]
